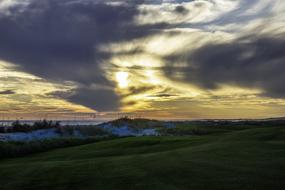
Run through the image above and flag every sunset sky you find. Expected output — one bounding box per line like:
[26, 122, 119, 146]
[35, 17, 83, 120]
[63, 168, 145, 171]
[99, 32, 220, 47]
[0, 0, 285, 120]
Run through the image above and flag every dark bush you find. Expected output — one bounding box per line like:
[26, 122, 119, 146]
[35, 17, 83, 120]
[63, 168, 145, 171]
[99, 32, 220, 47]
[2, 120, 61, 133]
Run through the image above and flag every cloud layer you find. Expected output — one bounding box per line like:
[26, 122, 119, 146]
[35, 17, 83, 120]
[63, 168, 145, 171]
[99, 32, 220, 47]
[0, 0, 285, 118]
[163, 35, 285, 98]
[0, 0, 164, 111]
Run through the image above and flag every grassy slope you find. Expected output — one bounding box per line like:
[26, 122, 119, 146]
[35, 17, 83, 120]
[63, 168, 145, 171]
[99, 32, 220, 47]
[0, 127, 285, 190]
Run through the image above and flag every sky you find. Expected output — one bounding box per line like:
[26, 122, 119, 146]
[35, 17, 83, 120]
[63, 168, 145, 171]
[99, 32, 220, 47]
[0, 0, 285, 120]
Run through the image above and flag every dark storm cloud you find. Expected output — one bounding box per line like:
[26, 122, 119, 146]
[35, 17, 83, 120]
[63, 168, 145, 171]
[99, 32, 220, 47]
[47, 86, 119, 111]
[174, 5, 189, 14]
[163, 35, 285, 98]
[127, 86, 155, 96]
[0, 0, 138, 81]
[68, 88, 120, 111]
[150, 93, 177, 98]
[0, 0, 166, 111]
[0, 90, 16, 95]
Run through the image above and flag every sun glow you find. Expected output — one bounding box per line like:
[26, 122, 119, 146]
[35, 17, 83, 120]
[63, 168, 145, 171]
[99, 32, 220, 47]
[116, 71, 129, 88]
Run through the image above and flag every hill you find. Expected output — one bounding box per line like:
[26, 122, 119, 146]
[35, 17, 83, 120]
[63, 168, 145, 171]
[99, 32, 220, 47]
[0, 126, 285, 190]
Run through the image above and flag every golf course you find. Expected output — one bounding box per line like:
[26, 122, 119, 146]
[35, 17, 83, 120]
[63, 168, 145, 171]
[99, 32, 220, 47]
[1, 125, 285, 190]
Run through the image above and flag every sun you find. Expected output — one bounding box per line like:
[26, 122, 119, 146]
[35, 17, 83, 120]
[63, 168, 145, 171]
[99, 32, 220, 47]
[116, 71, 129, 88]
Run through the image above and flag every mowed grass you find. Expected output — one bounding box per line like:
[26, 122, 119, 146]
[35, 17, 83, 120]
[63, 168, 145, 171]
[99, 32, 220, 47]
[1, 127, 285, 190]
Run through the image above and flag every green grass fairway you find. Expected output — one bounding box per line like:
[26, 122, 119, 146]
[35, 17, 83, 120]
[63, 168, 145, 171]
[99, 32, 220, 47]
[1, 127, 285, 190]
